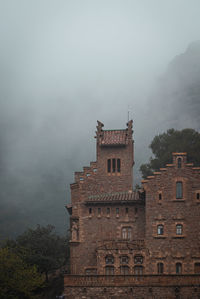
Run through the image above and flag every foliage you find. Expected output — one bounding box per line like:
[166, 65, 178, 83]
[16, 225, 68, 281]
[140, 128, 200, 178]
[0, 247, 44, 299]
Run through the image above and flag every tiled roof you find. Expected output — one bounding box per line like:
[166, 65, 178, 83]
[99, 130, 128, 146]
[86, 191, 141, 203]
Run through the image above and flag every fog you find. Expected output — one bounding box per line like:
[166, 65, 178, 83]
[0, 0, 200, 238]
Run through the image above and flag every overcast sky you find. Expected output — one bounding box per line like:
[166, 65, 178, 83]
[0, 1, 200, 235]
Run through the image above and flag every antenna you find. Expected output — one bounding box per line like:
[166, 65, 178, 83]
[127, 105, 131, 122]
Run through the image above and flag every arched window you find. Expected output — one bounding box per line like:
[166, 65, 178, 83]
[117, 159, 121, 172]
[105, 255, 114, 265]
[176, 224, 183, 235]
[157, 225, 164, 235]
[112, 158, 116, 172]
[176, 263, 182, 274]
[176, 182, 183, 199]
[177, 158, 182, 168]
[122, 227, 132, 240]
[105, 266, 114, 275]
[134, 266, 143, 275]
[157, 263, 164, 274]
[120, 266, 130, 275]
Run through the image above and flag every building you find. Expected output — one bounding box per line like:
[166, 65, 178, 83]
[65, 120, 200, 299]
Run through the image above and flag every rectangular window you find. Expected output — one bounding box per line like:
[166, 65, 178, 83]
[116, 208, 119, 214]
[107, 159, 111, 173]
[176, 224, 183, 235]
[157, 225, 164, 235]
[197, 193, 200, 200]
[176, 182, 183, 199]
[98, 208, 101, 215]
[105, 266, 114, 275]
[125, 207, 129, 214]
[107, 208, 110, 214]
[159, 193, 162, 200]
[117, 159, 121, 172]
[134, 266, 143, 275]
[157, 263, 164, 274]
[112, 159, 116, 172]
[89, 208, 92, 214]
[176, 263, 182, 274]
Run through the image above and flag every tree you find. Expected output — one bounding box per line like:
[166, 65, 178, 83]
[0, 247, 44, 299]
[140, 128, 200, 178]
[16, 225, 68, 282]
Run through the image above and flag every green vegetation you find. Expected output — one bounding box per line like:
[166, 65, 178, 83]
[0, 225, 69, 298]
[0, 247, 44, 299]
[140, 128, 200, 178]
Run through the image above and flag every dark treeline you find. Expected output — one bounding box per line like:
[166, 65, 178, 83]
[0, 225, 69, 299]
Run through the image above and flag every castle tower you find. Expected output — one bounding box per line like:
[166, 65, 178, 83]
[95, 119, 134, 193]
[66, 120, 145, 276]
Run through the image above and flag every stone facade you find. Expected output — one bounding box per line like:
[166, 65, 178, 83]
[65, 121, 200, 298]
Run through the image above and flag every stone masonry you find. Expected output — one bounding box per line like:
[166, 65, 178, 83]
[65, 121, 200, 299]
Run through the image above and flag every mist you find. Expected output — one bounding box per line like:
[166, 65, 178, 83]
[0, 0, 200, 238]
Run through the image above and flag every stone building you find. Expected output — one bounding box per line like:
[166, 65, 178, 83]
[65, 121, 200, 299]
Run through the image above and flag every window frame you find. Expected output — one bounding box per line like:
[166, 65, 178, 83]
[122, 227, 132, 240]
[176, 263, 182, 274]
[157, 224, 164, 235]
[105, 266, 114, 275]
[176, 224, 183, 235]
[134, 266, 143, 275]
[157, 262, 164, 274]
[176, 181, 183, 199]
[120, 265, 130, 275]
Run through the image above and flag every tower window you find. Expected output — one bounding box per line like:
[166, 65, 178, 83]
[125, 207, 129, 214]
[176, 182, 183, 199]
[89, 208, 92, 214]
[157, 225, 164, 235]
[197, 193, 200, 200]
[98, 208, 101, 215]
[177, 158, 182, 168]
[116, 208, 119, 215]
[176, 224, 183, 235]
[107, 159, 111, 173]
[117, 159, 121, 172]
[112, 159, 116, 172]
[157, 262, 164, 274]
[107, 158, 121, 173]
[176, 263, 182, 274]
[107, 208, 110, 215]
[159, 193, 162, 200]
